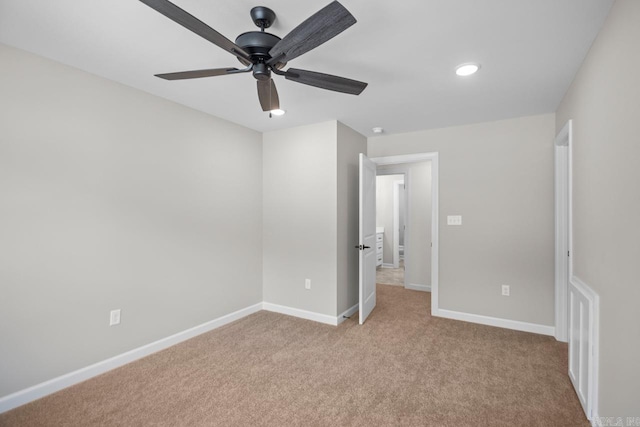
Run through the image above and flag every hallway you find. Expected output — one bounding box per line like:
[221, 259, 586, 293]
[376, 260, 405, 286]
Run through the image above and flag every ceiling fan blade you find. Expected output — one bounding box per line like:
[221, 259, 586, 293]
[139, 0, 250, 62]
[284, 68, 367, 95]
[257, 79, 280, 112]
[268, 1, 356, 63]
[155, 67, 240, 80]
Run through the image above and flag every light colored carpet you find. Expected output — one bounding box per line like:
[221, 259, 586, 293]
[0, 285, 588, 426]
[376, 260, 405, 286]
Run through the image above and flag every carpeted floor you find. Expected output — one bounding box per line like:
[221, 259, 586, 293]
[376, 260, 405, 286]
[0, 285, 588, 426]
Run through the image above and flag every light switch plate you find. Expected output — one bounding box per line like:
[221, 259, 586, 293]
[447, 215, 462, 225]
[109, 309, 121, 326]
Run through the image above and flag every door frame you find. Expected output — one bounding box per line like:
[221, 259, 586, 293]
[392, 179, 404, 269]
[554, 120, 573, 343]
[371, 152, 439, 315]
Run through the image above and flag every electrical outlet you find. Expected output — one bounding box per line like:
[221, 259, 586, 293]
[109, 309, 121, 326]
[501, 285, 510, 296]
[305, 279, 311, 290]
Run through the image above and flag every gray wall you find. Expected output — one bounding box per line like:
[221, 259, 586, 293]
[406, 162, 432, 288]
[262, 122, 338, 316]
[0, 44, 263, 397]
[336, 123, 367, 315]
[263, 121, 366, 317]
[369, 114, 556, 326]
[556, 0, 640, 417]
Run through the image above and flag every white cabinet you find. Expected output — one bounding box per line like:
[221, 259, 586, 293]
[376, 232, 384, 266]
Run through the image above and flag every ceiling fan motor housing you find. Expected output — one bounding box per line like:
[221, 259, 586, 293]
[234, 31, 285, 70]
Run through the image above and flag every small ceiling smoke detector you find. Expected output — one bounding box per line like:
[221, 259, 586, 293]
[455, 63, 480, 77]
[270, 109, 286, 116]
[372, 127, 384, 134]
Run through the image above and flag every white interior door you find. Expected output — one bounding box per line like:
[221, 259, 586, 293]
[555, 120, 572, 342]
[359, 153, 377, 324]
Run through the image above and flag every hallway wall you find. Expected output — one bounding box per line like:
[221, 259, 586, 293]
[556, 0, 640, 417]
[369, 114, 556, 326]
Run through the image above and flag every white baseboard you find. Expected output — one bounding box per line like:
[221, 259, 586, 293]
[262, 302, 338, 326]
[337, 303, 359, 325]
[406, 283, 431, 292]
[0, 303, 263, 414]
[433, 308, 555, 336]
[262, 302, 359, 327]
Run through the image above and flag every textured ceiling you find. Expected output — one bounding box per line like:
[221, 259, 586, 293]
[0, 0, 613, 136]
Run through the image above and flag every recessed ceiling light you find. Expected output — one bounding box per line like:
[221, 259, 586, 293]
[372, 127, 384, 134]
[455, 63, 480, 77]
[270, 109, 286, 116]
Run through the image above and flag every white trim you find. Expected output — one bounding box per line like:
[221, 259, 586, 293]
[381, 263, 395, 268]
[373, 153, 436, 166]
[392, 180, 403, 268]
[569, 275, 599, 421]
[403, 170, 411, 290]
[554, 119, 573, 343]
[431, 156, 439, 315]
[406, 283, 431, 292]
[591, 287, 599, 425]
[371, 152, 439, 317]
[262, 302, 338, 326]
[337, 303, 359, 325]
[433, 308, 555, 336]
[0, 303, 263, 414]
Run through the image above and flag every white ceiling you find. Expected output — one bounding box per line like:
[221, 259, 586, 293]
[0, 0, 613, 136]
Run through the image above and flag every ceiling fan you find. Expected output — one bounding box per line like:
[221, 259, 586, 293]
[139, 0, 368, 113]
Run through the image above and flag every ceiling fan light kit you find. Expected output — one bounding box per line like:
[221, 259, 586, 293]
[139, 0, 368, 113]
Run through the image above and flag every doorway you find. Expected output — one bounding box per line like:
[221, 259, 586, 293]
[358, 152, 439, 322]
[372, 153, 438, 309]
[554, 120, 572, 343]
[375, 174, 406, 287]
